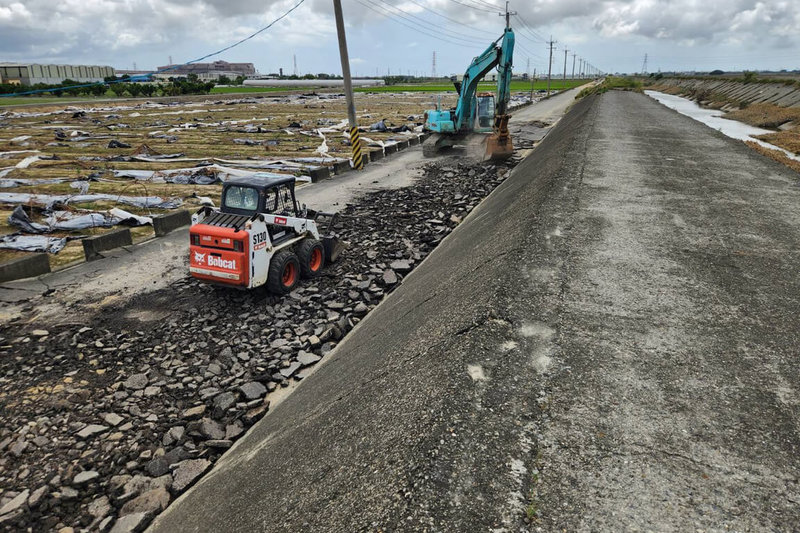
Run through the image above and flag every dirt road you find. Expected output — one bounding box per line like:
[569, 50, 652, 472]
[150, 90, 800, 532]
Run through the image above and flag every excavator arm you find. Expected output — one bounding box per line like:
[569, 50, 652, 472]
[486, 26, 515, 159]
[453, 40, 502, 131]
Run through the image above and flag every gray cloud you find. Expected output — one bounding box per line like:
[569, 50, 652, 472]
[0, 0, 797, 70]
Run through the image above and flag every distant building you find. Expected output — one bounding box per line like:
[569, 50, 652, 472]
[154, 60, 256, 80]
[0, 63, 114, 85]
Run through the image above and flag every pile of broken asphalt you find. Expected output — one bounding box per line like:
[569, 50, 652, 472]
[0, 155, 520, 532]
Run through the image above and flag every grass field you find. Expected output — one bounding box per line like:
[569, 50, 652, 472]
[0, 96, 100, 107]
[208, 79, 589, 96]
[357, 79, 588, 93]
[210, 86, 296, 94]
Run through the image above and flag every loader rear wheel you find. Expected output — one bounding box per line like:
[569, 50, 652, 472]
[267, 250, 300, 294]
[296, 238, 325, 278]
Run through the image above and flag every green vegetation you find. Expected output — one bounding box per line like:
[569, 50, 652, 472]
[207, 79, 588, 95]
[0, 96, 97, 106]
[210, 86, 294, 94]
[576, 76, 640, 98]
[358, 79, 587, 93]
[0, 75, 216, 103]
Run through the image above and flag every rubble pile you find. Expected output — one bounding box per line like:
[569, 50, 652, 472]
[0, 156, 518, 531]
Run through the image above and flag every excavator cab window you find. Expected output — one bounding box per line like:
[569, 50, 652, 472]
[476, 94, 495, 129]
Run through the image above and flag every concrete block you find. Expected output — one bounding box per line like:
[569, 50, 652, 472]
[0, 253, 50, 283]
[153, 210, 191, 237]
[396, 140, 409, 151]
[419, 132, 431, 142]
[408, 136, 420, 146]
[384, 143, 398, 155]
[83, 228, 132, 261]
[333, 160, 351, 175]
[369, 149, 384, 161]
[309, 166, 331, 183]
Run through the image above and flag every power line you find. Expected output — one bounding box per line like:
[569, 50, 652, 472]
[513, 13, 548, 42]
[370, 0, 489, 45]
[447, 0, 497, 13]
[352, 0, 479, 48]
[402, 0, 498, 37]
[0, 0, 308, 98]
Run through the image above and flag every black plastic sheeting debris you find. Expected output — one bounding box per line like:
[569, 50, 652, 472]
[0, 235, 67, 254]
[8, 205, 152, 234]
[0, 192, 182, 210]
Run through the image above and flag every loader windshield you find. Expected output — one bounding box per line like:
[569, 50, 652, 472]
[223, 185, 259, 214]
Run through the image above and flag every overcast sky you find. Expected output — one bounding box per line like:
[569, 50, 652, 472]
[1, 0, 798, 77]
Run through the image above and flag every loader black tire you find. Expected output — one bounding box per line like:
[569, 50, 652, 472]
[296, 238, 325, 279]
[267, 250, 300, 294]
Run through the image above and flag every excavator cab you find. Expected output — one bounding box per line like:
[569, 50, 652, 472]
[475, 92, 495, 132]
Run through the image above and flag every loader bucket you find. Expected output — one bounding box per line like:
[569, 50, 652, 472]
[322, 235, 345, 264]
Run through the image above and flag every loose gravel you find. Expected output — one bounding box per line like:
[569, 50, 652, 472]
[0, 154, 520, 531]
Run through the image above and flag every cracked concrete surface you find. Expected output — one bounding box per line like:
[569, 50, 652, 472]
[151, 89, 800, 531]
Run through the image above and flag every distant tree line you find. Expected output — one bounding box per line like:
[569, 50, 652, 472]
[0, 73, 216, 97]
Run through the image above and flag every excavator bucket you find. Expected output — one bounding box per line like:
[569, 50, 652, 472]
[484, 114, 513, 160]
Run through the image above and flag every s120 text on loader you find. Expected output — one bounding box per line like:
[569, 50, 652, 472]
[422, 22, 515, 160]
[189, 175, 342, 294]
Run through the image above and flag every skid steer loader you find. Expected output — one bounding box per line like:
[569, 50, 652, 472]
[189, 175, 342, 294]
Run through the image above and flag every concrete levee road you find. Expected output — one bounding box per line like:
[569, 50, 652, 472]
[151, 90, 800, 531]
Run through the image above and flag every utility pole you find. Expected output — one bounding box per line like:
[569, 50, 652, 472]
[499, 0, 516, 28]
[432, 51, 436, 78]
[571, 52, 576, 79]
[333, 0, 365, 169]
[546, 36, 556, 95]
[530, 68, 536, 102]
[562, 48, 568, 89]
[293, 54, 298, 76]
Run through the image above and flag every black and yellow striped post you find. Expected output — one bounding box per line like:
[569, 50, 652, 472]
[350, 126, 365, 170]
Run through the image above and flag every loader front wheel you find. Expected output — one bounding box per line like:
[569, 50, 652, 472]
[267, 250, 300, 294]
[296, 238, 325, 278]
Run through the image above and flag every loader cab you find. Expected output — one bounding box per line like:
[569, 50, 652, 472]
[221, 175, 299, 217]
[474, 92, 495, 132]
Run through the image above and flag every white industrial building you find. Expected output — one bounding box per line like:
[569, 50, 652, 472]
[0, 63, 115, 85]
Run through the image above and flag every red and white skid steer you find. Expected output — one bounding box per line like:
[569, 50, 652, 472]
[189, 175, 342, 294]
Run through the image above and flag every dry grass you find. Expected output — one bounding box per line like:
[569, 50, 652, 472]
[755, 131, 800, 154]
[745, 141, 800, 174]
[726, 103, 800, 129]
[1, 91, 458, 267]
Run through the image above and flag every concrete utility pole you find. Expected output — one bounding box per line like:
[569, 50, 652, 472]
[571, 52, 576, 80]
[333, 0, 365, 169]
[546, 37, 556, 95]
[563, 48, 568, 88]
[499, 0, 516, 28]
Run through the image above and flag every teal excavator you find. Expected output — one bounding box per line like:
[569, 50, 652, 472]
[422, 23, 515, 160]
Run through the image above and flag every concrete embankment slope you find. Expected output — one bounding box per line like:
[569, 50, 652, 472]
[149, 96, 597, 532]
[152, 90, 800, 532]
[654, 76, 800, 108]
